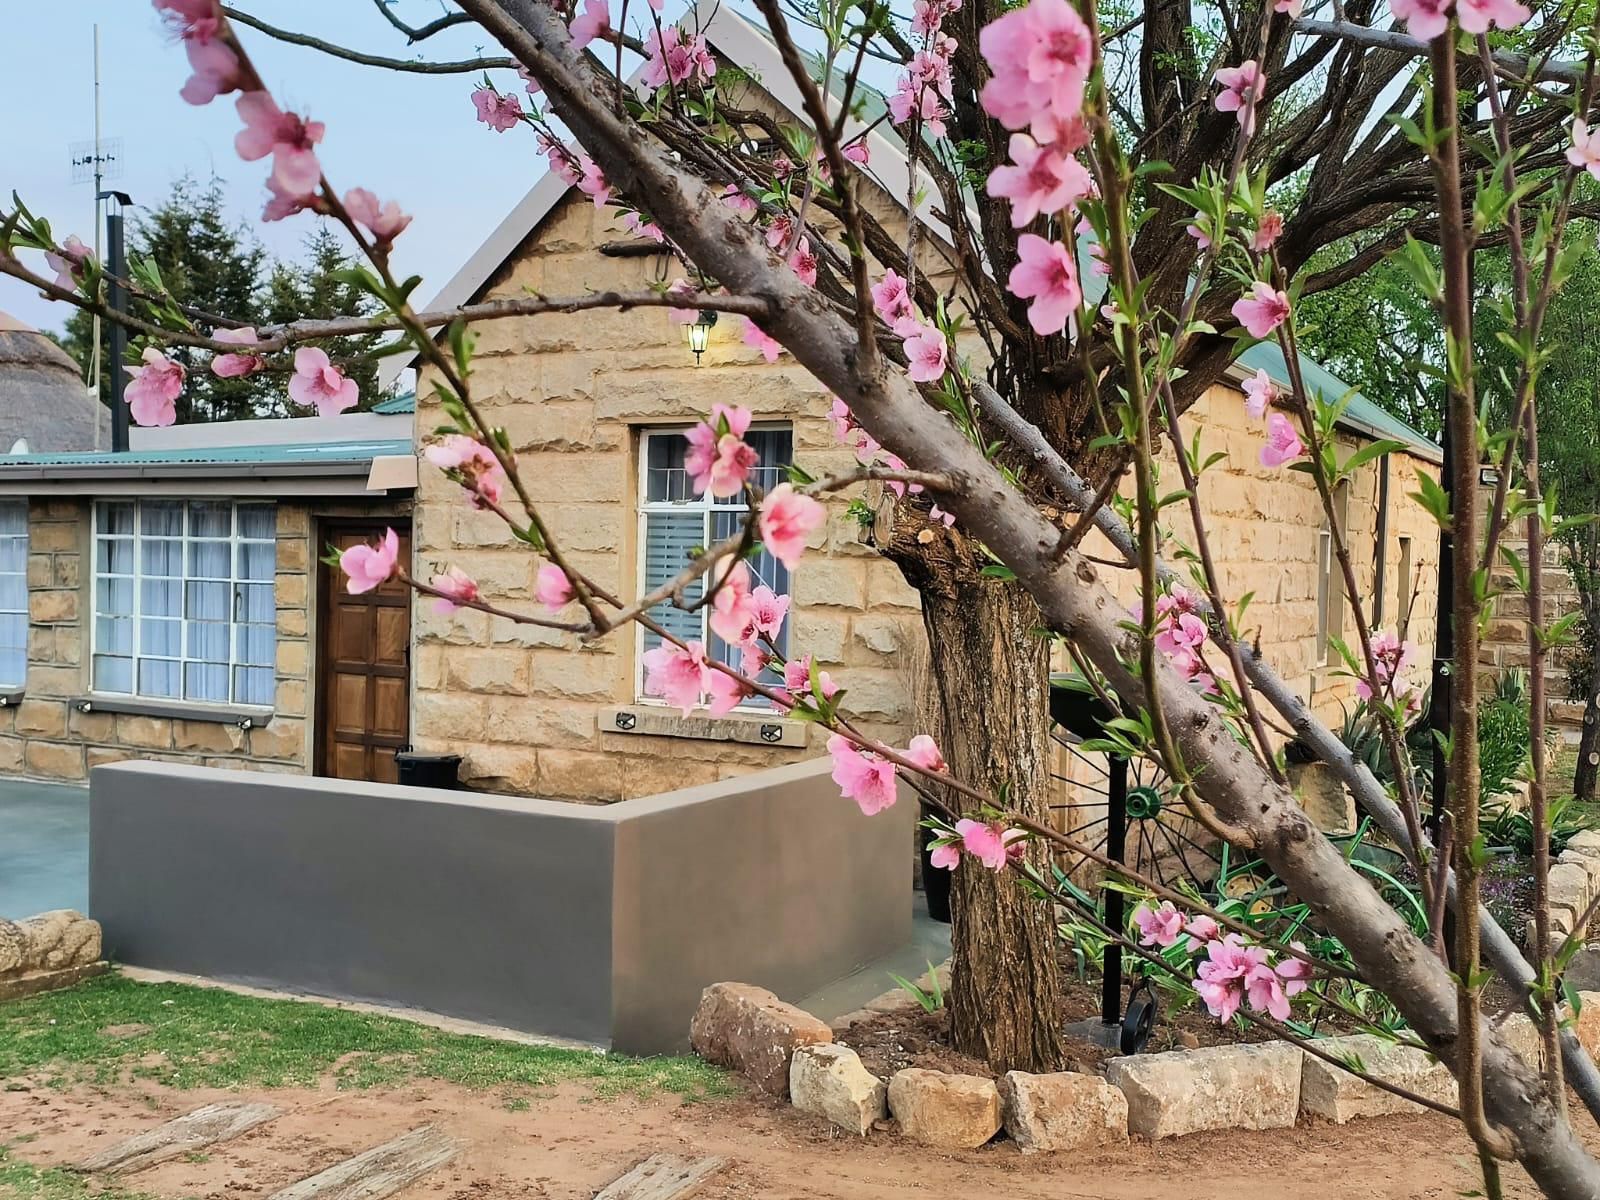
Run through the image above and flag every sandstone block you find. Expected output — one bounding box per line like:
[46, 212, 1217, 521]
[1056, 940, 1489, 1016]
[25, 740, 84, 780]
[1564, 830, 1600, 862]
[1298, 1034, 1456, 1123]
[887, 1069, 1002, 1149]
[11, 910, 101, 972]
[1548, 862, 1592, 921]
[790, 1044, 887, 1135]
[999, 1070, 1128, 1153]
[689, 982, 833, 1098]
[1106, 1043, 1302, 1139]
[1575, 992, 1600, 1061]
[1286, 760, 1356, 833]
[14, 699, 67, 738]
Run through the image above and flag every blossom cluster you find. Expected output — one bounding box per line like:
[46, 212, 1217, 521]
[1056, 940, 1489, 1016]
[1134, 901, 1312, 1022]
[1150, 584, 1217, 692]
[927, 816, 1025, 871]
[889, 0, 960, 137]
[1357, 629, 1421, 712]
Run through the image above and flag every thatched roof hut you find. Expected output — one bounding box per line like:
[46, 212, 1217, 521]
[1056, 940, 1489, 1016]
[0, 312, 107, 453]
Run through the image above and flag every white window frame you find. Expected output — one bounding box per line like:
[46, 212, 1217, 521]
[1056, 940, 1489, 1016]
[90, 499, 278, 709]
[633, 424, 793, 709]
[0, 500, 27, 690]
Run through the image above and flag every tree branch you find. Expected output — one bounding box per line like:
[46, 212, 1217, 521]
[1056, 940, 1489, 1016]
[224, 7, 515, 73]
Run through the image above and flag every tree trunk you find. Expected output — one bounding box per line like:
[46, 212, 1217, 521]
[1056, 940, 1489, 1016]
[918, 571, 1066, 1073]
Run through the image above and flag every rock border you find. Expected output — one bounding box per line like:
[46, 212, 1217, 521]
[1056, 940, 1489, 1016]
[689, 978, 1600, 1151]
[0, 910, 105, 1001]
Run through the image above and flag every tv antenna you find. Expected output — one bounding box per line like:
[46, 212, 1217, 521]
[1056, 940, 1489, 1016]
[68, 25, 126, 450]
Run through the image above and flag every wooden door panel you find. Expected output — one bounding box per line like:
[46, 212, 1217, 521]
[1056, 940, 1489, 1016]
[317, 524, 411, 782]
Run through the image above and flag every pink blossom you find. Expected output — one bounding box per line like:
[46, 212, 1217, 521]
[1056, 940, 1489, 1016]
[1457, 0, 1530, 33]
[569, 0, 610, 48]
[210, 326, 264, 378]
[642, 640, 709, 715]
[986, 134, 1092, 227]
[1007, 234, 1082, 336]
[44, 236, 94, 291]
[871, 269, 918, 334]
[471, 86, 523, 132]
[343, 188, 411, 245]
[929, 841, 962, 870]
[341, 527, 400, 595]
[684, 405, 758, 498]
[1242, 367, 1276, 419]
[577, 155, 613, 208]
[287, 346, 358, 417]
[978, 0, 1093, 131]
[154, 0, 220, 39]
[1275, 943, 1314, 997]
[706, 668, 752, 715]
[536, 562, 574, 610]
[743, 320, 783, 363]
[781, 654, 838, 703]
[828, 735, 899, 815]
[1259, 411, 1306, 469]
[180, 36, 241, 106]
[956, 818, 1016, 871]
[543, 140, 581, 186]
[879, 450, 925, 498]
[1186, 219, 1211, 250]
[1390, 0, 1451, 39]
[1231, 280, 1291, 338]
[1273, 0, 1305, 14]
[1134, 902, 1186, 948]
[622, 211, 664, 242]
[904, 734, 947, 773]
[235, 92, 325, 195]
[1185, 914, 1221, 943]
[1194, 935, 1267, 1023]
[1250, 210, 1284, 252]
[929, 503, 956, 528]
[1213, 60, 1264, 135]
[1568, 119, 1600, 179]
[843, 140, 870, 165]
[124, 347, 185, 427]
[424, 434, 507, 510]
[262, 176, 317, 223]
[430, 566, 480, 614]
[759, 483, 826, 569]
[1357, 629, 1417, 701]
[888, 77, 948, 137]
[721, 184, 758, 214]
[788, 238, 819, 287]
[1155, 611, 1208, 657]
[1245, 962, 1292, 1020]
[749, 586, 790, 638]
[708, 559, 758, 644]
[642, 26, 716, 88]
[517, 66, 543, 96]
[903, 323, 949, 383]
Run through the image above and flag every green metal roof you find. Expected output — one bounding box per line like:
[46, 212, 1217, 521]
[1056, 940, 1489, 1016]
[0, 439, 412, 471]
[1236, 342, 1440, 462]
[371, 392, 416, 415]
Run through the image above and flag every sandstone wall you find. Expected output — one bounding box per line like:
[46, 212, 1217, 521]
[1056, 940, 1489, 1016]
[1, 498, 314, 781]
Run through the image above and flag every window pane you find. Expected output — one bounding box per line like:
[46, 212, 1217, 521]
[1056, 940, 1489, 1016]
[237, 583, 274, 624]
[96, 538, 133, 576]
[0, 576, 25, 614]
[137, 658, 180, 698]
[186, 619, 229, 663]
[97, 578, 133, 616]
[141, 538, 182, 577]
[188, 501, 231, 539]
[97, 502, 133, 536]
[237, 504, 275, 540]
[644, 433, 702, 503]
[187, 539, 231, 579]
[0, 537, 25, 575]
[140, 578, 181, 617]
[0, 648, 24, 689]
[96, 616, 134, 655]
[142, 501, 184, 537]
[92, 655, 133, 693]
[139, 617, 180, 657]
[234, 665, 275, 706]
[744, 428, 793, 495]
[237, 542, 275, 581]
[238, 623, 275, 667]
[0, 501, 26, 536]
[639, 510, 706, 660]
[185, 580, 230, 620]
[184, 661, 229, 703]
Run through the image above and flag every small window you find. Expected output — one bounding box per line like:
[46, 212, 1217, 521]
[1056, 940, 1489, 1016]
[92, 500, 277, 707]
[1315, 482, 1350, 665]
[635, 425, 794, 705]
[1396, 535, 1414, 638]
[0, 501, 28, 688]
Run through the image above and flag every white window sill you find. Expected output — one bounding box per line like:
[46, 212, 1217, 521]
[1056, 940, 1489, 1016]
[601, 704, 809, 748]
[75, 694, 275, 728]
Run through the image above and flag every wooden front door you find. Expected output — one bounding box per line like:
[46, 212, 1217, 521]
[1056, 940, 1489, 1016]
[317, 523, 411, 783]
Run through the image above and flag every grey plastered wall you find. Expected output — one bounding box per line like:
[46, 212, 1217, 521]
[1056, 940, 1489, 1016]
[89, 757, 910, 1052]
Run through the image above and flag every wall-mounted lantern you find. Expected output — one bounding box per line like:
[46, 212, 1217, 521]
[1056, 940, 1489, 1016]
[687, 310, 718, 363]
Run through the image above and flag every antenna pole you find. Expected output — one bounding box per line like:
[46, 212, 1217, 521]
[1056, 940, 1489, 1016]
[90, 24, 104, 449]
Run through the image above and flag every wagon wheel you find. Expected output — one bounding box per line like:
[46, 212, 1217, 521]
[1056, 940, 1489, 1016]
[1048, 724, 1225, 899]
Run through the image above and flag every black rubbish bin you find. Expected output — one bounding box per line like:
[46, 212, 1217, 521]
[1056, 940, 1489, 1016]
[919, 804, 952, 923]
[394, 751, 463, 789]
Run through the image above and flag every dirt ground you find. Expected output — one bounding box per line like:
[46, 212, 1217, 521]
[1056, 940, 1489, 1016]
[0, 1070, 1573, 1200]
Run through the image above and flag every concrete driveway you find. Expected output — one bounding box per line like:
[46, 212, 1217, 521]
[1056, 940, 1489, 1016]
[0, 778, 88, 918]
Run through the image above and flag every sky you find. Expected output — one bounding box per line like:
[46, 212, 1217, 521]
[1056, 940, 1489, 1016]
[0, 1, 560, 336]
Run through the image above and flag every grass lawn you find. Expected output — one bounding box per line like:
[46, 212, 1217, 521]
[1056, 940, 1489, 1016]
[0, 1146, 162, 1200]
[0, 972, 730, 1101]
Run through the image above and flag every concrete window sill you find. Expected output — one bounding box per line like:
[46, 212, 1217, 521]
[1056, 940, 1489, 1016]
[0, 688, 24, 708]
[74, 695, 275, 728]
[600, 705, 809, 748]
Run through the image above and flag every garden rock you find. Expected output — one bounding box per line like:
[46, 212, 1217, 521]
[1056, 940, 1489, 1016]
[887, 1069, 1002, 1148]
[1563, 830, 1600, 862]
[998, 1070, 1127, 1153]
[0, 910, 105, 1000]
[789, 1044, 886, 1135]
[688, 982, 832, 1098]
[1298, 1034, 1456, 1123]
[1106, 1043, 1302, 1139]
[1575, 992, 1600, 1060]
